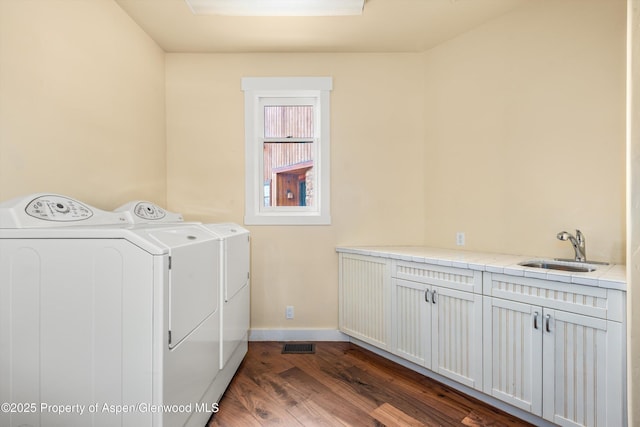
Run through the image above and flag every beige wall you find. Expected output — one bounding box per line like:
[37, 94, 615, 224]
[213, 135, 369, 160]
[1, 0, 624, 333]
[165, 53, 426, 329]
[0, 0, 634, 421]
[166, 0, 626, 330]
[423, 0, 626, 263]
[0, 0, 166, 208]
[628, 0, 639, 424]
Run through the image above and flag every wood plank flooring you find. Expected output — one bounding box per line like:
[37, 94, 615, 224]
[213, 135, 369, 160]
[207, 342, 533, 427]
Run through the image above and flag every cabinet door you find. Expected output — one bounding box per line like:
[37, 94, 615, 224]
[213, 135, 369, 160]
[542, 309, 608, 427]
[339, 253, 391, 349]
[431, 286, 483, 390]
[483, 297, 543, 415]
[391, 278, 430, 367]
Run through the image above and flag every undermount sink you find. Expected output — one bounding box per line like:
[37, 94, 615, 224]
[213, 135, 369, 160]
[518, 259, 600, 273]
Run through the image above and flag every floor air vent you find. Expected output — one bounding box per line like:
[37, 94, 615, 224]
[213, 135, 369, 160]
[282, 343, 315, 354]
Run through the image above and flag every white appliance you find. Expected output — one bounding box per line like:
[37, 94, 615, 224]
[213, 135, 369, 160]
[0, 194, 245, 427]
[201, 224, 250, 370]
[115, 203, 251, 392]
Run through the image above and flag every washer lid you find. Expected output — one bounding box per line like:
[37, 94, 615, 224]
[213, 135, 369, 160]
[0, 194, 128, 228]
[201, 223, 249, 239]
[142, 225, 218, 250]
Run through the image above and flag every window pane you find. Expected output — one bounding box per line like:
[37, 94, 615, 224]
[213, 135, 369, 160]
[243, 77, 332, 224]
[264, 105, 313, 138]
[263, 142, 314, 207]
[263, 180, 271, 207]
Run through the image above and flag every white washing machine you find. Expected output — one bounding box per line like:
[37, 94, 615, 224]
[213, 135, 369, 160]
[201, 224, 250, 371]
[115, 202, 251, 401]
[0, 194, 223, 427]
[116, 204, 251, 397]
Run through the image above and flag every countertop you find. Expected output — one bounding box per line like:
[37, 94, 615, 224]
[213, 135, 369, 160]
[336, 246, 626, 291]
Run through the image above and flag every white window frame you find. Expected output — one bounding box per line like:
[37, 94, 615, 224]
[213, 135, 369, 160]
[242, 77, 332, 225]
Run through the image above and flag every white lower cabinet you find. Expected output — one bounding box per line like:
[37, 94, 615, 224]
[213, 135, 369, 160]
[392, 278, 483, 389]
[338, 253, 391, 350]
[391, 278, 430, 366]
[337, 251, 626, 426]
[483, 297, 542, 413]
[391, 261, 483, 390]
[483, 273, 626, 427]
[544, 309, 615, 426]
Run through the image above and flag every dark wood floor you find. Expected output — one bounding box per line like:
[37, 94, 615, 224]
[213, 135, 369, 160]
[207, 341, 533, 426]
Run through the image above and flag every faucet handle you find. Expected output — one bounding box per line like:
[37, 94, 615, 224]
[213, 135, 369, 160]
[575, 229, 584, 244]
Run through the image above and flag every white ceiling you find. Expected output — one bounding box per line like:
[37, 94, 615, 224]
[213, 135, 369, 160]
[114, 0, 529, 53]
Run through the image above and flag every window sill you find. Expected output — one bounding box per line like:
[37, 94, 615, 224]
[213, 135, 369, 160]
[244, 212, 331, 226]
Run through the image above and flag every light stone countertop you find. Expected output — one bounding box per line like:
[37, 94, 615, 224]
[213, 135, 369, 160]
[336, 246, 626, 291]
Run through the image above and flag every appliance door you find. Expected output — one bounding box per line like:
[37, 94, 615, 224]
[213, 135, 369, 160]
[225, 231, 250, 302]
[220, 231, 250, 369]
[148, 227, 220, 348]
[147, 226, 221, 427]
[169, 240, 219, 347]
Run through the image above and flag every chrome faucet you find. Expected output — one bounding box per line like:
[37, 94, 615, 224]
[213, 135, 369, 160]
[557, 229, 586, 262]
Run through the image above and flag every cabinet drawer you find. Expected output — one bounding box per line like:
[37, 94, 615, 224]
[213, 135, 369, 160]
[392, 260, 482, 293]
[483, 272, 623, 321]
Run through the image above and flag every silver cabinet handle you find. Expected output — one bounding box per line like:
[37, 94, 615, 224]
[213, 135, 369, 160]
[425, 289, 429, 302]
[431, 289, 437, 304]
[533, 311, 539, 329]
[545, 314, 551, 333]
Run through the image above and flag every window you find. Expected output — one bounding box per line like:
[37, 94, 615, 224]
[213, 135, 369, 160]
[242, 77, 332, 225]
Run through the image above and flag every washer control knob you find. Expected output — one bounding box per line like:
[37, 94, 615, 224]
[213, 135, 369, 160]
[53, 202, 70, 213]
[134, 202, 166, 220]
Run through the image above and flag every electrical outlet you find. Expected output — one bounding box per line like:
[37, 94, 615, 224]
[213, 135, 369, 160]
[286, 305, 294, 319]
[456, 232, 465, 246]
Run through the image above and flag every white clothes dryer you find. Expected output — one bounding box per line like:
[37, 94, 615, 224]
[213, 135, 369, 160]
[115, 203, 251, 397]
[201, 223, 250, 371]
[0, 194, 222, 427]
[115, 201, 251, 399]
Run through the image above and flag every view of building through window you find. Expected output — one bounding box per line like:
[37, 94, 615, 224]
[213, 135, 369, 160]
[262, 105, 315, 207]
[243, 76, 331, 225]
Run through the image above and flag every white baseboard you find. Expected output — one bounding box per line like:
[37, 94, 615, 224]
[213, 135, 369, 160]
[249, 328, 349, 342]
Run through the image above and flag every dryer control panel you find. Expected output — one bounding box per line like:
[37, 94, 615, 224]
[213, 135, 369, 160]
[133, 202, 166, 220]
[0, 194, 129, 228]
[25, 195, 94, 221]
[116, 201, 184, 223]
